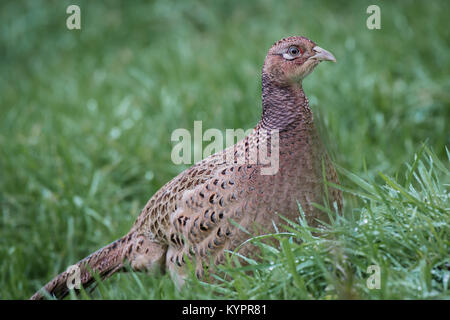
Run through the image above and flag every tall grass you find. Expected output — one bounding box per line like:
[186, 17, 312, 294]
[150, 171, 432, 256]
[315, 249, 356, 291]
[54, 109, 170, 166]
[83, 147, 449, 300]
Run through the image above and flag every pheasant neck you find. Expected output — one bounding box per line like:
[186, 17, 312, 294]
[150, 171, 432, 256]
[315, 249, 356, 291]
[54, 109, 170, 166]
[260, 72, 313, 132]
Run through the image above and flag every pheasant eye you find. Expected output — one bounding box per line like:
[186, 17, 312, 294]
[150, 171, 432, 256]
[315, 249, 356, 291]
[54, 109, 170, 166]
[288, 46, 301, 56]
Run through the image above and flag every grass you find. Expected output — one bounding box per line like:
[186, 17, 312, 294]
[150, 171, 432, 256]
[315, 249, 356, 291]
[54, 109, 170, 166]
[0, 0, 449, 299]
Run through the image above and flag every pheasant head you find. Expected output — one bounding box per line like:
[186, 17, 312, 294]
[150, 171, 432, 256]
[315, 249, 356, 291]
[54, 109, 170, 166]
[263, 36, 336, 86]
[260, 36, 336, 130]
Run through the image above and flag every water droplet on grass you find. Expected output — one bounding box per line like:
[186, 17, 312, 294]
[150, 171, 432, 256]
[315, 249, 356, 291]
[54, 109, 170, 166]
[109, 127, 121, 139]
[145, 171, 154, 180]
[122, 118, 134, 130]
[87, 99, 98, 112]
[73, 196, 83, 208]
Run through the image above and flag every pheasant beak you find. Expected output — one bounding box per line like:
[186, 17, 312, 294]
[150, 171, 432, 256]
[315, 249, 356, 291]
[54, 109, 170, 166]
[310, 46, 336, 63]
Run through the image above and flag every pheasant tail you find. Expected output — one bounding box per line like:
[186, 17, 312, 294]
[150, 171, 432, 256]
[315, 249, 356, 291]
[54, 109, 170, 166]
[30, 236, 127, 300]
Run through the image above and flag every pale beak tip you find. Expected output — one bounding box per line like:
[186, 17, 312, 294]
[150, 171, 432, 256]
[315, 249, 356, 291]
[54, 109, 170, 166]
[312, 46, 336, 63]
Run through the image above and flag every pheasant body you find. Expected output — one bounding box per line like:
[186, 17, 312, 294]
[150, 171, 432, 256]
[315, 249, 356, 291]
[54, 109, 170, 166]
[31, 36, 342, 299]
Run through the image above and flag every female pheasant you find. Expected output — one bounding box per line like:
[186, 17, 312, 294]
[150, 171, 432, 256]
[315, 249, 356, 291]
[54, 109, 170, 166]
[31, 36, 342, 299]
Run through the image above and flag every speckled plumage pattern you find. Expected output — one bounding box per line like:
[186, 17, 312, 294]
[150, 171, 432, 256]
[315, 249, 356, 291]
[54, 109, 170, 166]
[31, 36, 342, 299]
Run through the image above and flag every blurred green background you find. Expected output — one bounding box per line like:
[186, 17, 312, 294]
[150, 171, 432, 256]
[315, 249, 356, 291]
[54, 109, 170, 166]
[0, 0, 448, 299]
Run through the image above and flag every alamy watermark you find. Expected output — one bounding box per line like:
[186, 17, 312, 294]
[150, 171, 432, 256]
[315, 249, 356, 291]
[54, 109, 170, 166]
[171, 121, 280, 175]
[66, 5, 81, 30]
[366, 5, 381, 29]
[66, 264, 81, 290]
[366, 265, 381, 289]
